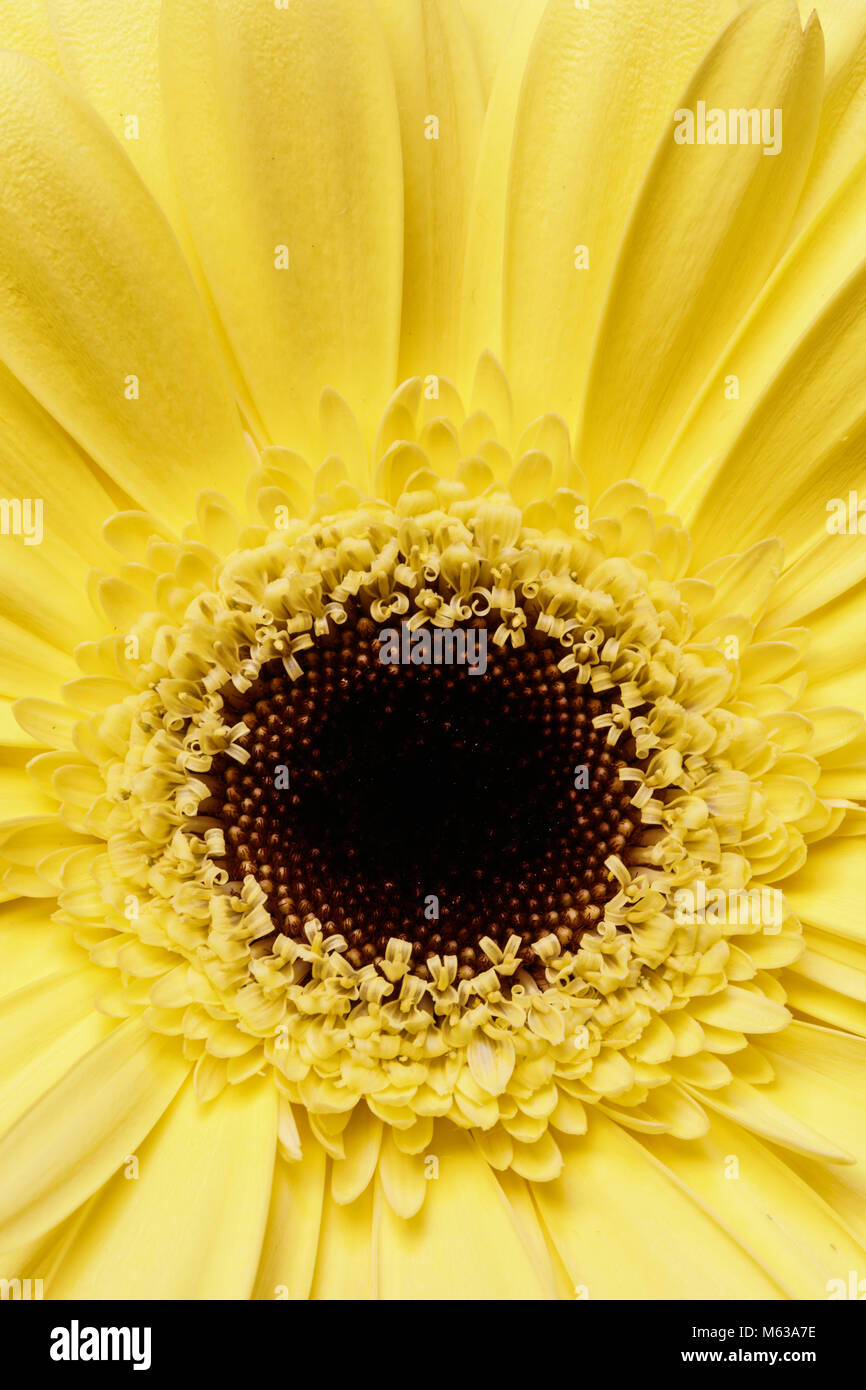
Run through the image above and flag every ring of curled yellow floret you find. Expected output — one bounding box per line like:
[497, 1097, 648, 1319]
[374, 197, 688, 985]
[19, 376, 841, 1184]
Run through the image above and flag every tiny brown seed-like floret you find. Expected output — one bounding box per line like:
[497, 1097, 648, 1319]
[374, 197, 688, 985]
[210, 609, 644, 981]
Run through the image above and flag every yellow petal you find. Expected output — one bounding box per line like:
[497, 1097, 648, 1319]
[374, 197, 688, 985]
[48, 1, 260, 426]
[688, 266, 866, 567]
[658, 153, 866, 516]
[0, 51, 249, 527]
[688, 984, 790, 1034]
[0, 766, 57, 819]
[492, 1166, 571, 1297]
[806, 664, 866, 718]
[642, 1111, 866, 1299]
[11, 701, 80, 751]
[766, 1023, 866, 1244]
[0, 900, 90, 997]
[689, 1076, 854, 1162]
[785, 838, 866, 945]
[311, 1185, 375, 1300]
[0, 1195, 101, 1299]
[0, 969, 114, 1137]
[781, 965, 866, 1036]
[0, 1016, 188, 1248]
[0, 702, 37, 749]
[0, 0, 61, 69]
[501, 0, 737, 431]
[458, 0, 523, 101]
[161, 0, 403, 454]
[458, 0, 547, 383]
[640, 1082, 711, 1139]
[252, 1131, 326, 1299]
[510, 1129, 563, 1181]
[49, 0, 184, 247]
[50, 1074, 277, 1298]
[790, 5, 866, 231]
[375, 1124, 551, 1298]
[0, 642, 74, 707]
[533, 1111, 780, 1298]
[374, 0, 484, 384]
[799, 0, 866, 78]
[579, 0, 823, 489]
[331, 1104, 383, 1205]
[0, 363, 117, 632]
[799, 580, 866, 698]
[378, 1128, 427, 1219]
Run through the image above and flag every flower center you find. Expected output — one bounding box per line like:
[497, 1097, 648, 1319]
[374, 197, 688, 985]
[210, 605, 644, 980]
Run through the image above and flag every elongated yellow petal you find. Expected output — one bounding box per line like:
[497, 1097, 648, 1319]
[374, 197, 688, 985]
[0, 51, 249, 526]
[689, 984, 790, 1034]
[253, 1144, 326, 1301]
[642, 1111, 866, 1299]
[533, 1111, 781, 1298]
[0, 360, 117, 611]
[0, 970, 114, 1137]
[161, 0, 403, 454]
[50, 1075, 277, 1299]
[0, 901, 90, 997]
[690, 1075, 854, 1162]
[0, 702, 36, 749]
[790, 15, 866, 232]
[501, 0, 737, 431]
[785, 838, 866, 944]
[781, 964, 866, 1035]
[0, 630, 77, 702]
[378, 1129, 427, 1218]
[579, 0, 823, 489]
[459, 0, 523, 98]
[310, 1186, 375, 1300]
[458, 0, 547, 387]
[1, 1203, 104, 1302]
[494, 1166, 572, 1297]
[375, 1125, 551, 1298]
[375, 0, 483, 384]
[48, 1, 266, 428]
[49, 0, 183, 245]
[688, 263, 866, 566]
[658, 153, 866, 513]
[331, 1104, 383, 1205]
[790, 591, 866, 707]
[799, 0, 866, 79]
[757, 1025, 866, 1242]
[0, 1017, 188, 1248]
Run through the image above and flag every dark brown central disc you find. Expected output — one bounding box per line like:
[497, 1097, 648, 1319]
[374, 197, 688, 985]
[210, 610, 644, 980]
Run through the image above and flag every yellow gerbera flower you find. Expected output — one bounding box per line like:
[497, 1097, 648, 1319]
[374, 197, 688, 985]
[1, 0, 866, 1303]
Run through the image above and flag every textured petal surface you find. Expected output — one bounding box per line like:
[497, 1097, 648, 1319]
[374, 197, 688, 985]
[0, 0, 61, 69]
[311, 1186, 375, 1299]
[375, 0, 484, 385]
[253, 1141, 326, 1301]
[579, 0, 824, 488]
[50, 1074, 277, 1298]
[458, 0, 522, 100]
[642, 1112, 866, 1298]
[0, 969, 114, 1137]
[161, 0, 404, 452]
[48, 0, 186, 243]
[500, 0, 738, 431]
[375, 1126, 553, 1298]
[0, 1018, 188, 1248]
[533, 1111, 783, 1298]
[0, 52, 249, 526]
